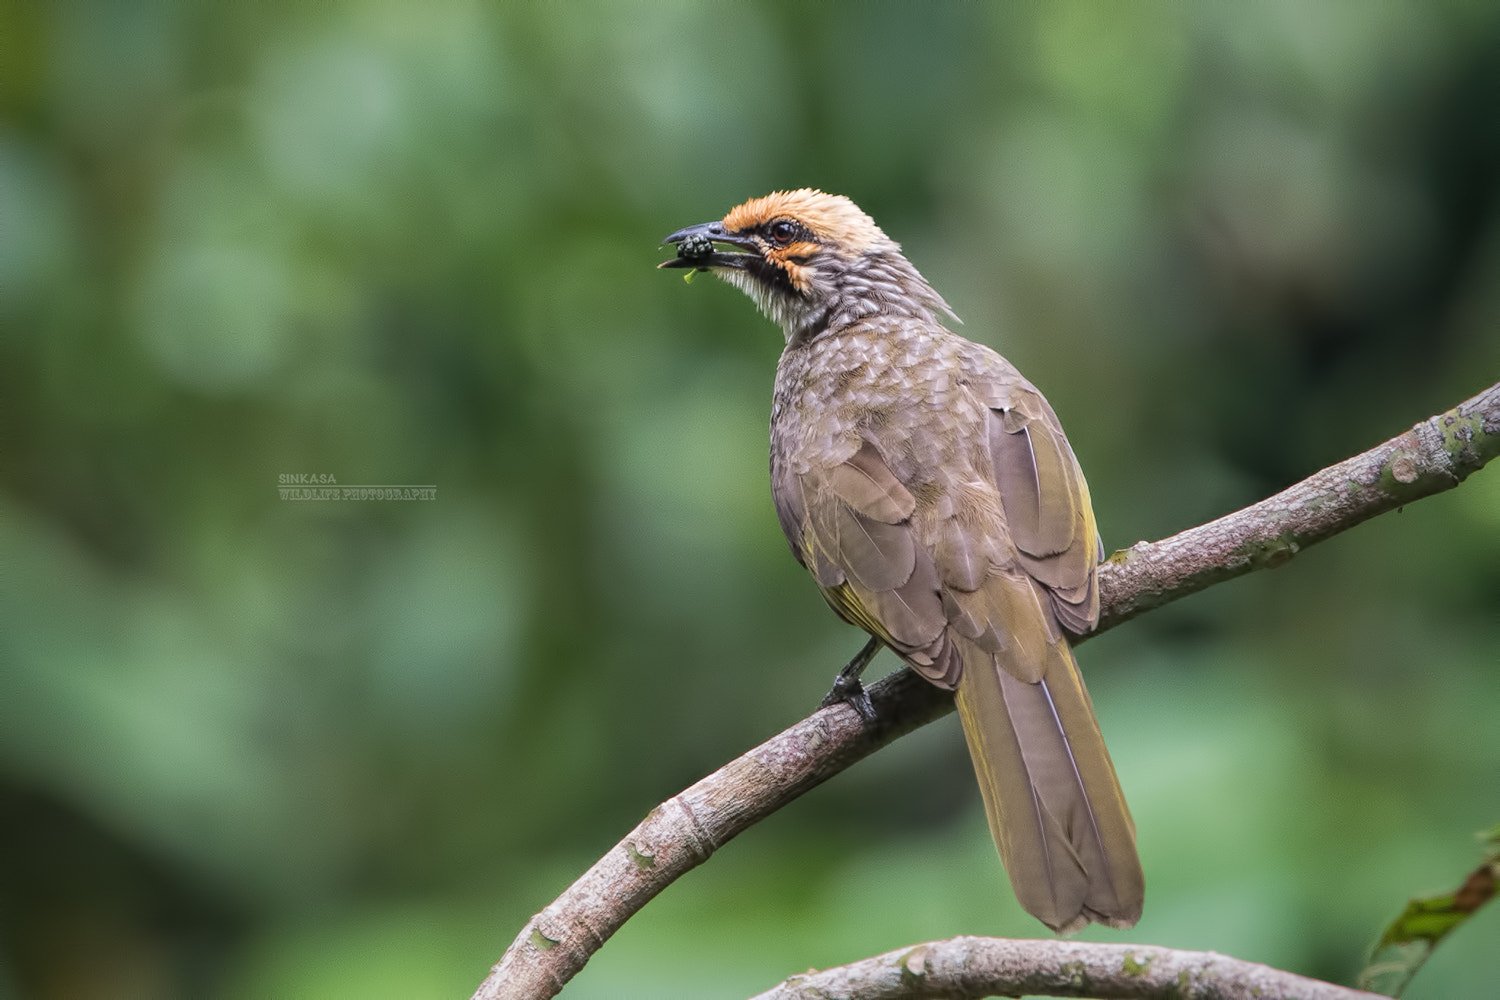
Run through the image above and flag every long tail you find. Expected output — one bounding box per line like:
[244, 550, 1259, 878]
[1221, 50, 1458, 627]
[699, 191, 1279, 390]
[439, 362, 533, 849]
[954, 635, 1144, 933]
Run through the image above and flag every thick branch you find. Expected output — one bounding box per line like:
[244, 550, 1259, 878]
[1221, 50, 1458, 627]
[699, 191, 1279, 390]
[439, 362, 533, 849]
[471, 380, 1499, 1000]
[747, 935, 1385, 1000]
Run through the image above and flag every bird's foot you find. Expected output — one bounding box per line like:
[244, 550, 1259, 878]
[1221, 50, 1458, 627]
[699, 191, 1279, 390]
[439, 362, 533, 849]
[819, 636, 882, 723]
[820, 672, 876, 722]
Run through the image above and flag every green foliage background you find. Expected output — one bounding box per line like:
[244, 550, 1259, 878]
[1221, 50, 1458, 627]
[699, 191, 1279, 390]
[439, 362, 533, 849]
[2, 2, 1498, 997]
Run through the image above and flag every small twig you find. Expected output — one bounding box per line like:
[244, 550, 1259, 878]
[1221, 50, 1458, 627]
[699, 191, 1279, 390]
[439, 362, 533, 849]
[747, 935, 1386, 1000]
[469, 380, 1500, 1000]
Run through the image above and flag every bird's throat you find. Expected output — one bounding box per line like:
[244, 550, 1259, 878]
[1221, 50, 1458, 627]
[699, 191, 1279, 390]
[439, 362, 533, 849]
[717, 268, 825, 344]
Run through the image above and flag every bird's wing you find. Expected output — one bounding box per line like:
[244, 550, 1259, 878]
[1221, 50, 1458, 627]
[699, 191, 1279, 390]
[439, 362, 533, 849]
[922, 371, 1100, 685]
[771, 453, 815, 572]
[786, 439, 958, 685]
[979, 382, 1101, 635]
[777, 367, 1099, 684]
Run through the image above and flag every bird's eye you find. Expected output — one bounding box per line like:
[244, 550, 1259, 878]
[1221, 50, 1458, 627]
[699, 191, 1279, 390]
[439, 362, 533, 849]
[769, 220, 797, 246]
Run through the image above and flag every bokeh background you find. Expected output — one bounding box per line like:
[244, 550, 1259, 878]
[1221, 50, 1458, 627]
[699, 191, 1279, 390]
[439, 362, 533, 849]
[2, 2, 1498, 998]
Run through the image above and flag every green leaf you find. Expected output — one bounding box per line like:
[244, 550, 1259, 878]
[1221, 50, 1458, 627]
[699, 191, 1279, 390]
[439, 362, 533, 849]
[1357, 827, 1500, 997]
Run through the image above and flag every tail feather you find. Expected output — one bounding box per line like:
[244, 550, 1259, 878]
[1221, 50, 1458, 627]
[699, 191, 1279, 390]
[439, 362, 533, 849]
[954, 635, 1143, 933]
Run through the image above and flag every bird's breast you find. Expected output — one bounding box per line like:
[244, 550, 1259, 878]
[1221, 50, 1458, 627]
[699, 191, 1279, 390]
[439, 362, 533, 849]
[771, 321, 992, 492]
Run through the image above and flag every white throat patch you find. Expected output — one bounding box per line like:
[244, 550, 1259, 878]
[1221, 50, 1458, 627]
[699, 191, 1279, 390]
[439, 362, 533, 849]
[716, 267, 818, 343]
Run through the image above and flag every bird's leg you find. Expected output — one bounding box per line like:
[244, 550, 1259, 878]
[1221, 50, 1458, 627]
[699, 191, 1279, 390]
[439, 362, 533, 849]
[820, 636, 881, 722]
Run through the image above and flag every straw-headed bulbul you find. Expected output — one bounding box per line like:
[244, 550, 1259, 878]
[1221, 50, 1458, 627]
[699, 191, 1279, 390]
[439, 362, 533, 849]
[659, 189, 1143, 933]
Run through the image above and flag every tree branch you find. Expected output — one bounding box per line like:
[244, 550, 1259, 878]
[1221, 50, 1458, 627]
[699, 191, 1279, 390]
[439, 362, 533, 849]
[1095, 380, 1499, 628]
[470, 380, 1499, 1000]
[746, 935, 1386, 1000]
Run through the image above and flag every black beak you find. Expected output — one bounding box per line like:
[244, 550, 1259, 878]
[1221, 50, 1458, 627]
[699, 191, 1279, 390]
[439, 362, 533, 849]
[658, 221, 759, 270]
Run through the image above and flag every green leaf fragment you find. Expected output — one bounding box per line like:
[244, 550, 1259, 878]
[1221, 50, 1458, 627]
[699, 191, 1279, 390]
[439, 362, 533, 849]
[1357, 837, 1499, 997]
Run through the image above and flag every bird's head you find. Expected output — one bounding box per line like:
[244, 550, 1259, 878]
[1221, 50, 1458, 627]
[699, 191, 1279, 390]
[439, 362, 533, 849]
[660, 189, 955, 343]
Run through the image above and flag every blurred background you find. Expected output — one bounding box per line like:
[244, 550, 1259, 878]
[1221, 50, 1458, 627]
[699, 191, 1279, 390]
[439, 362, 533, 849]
[2, 2, 1498, 998]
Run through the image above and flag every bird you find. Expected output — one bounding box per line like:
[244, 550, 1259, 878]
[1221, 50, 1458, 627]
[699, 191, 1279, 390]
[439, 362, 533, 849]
[658, 189, 1143, 934]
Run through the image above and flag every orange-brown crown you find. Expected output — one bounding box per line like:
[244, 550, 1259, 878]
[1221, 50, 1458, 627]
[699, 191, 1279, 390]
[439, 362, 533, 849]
[722, 189, 887, 253]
